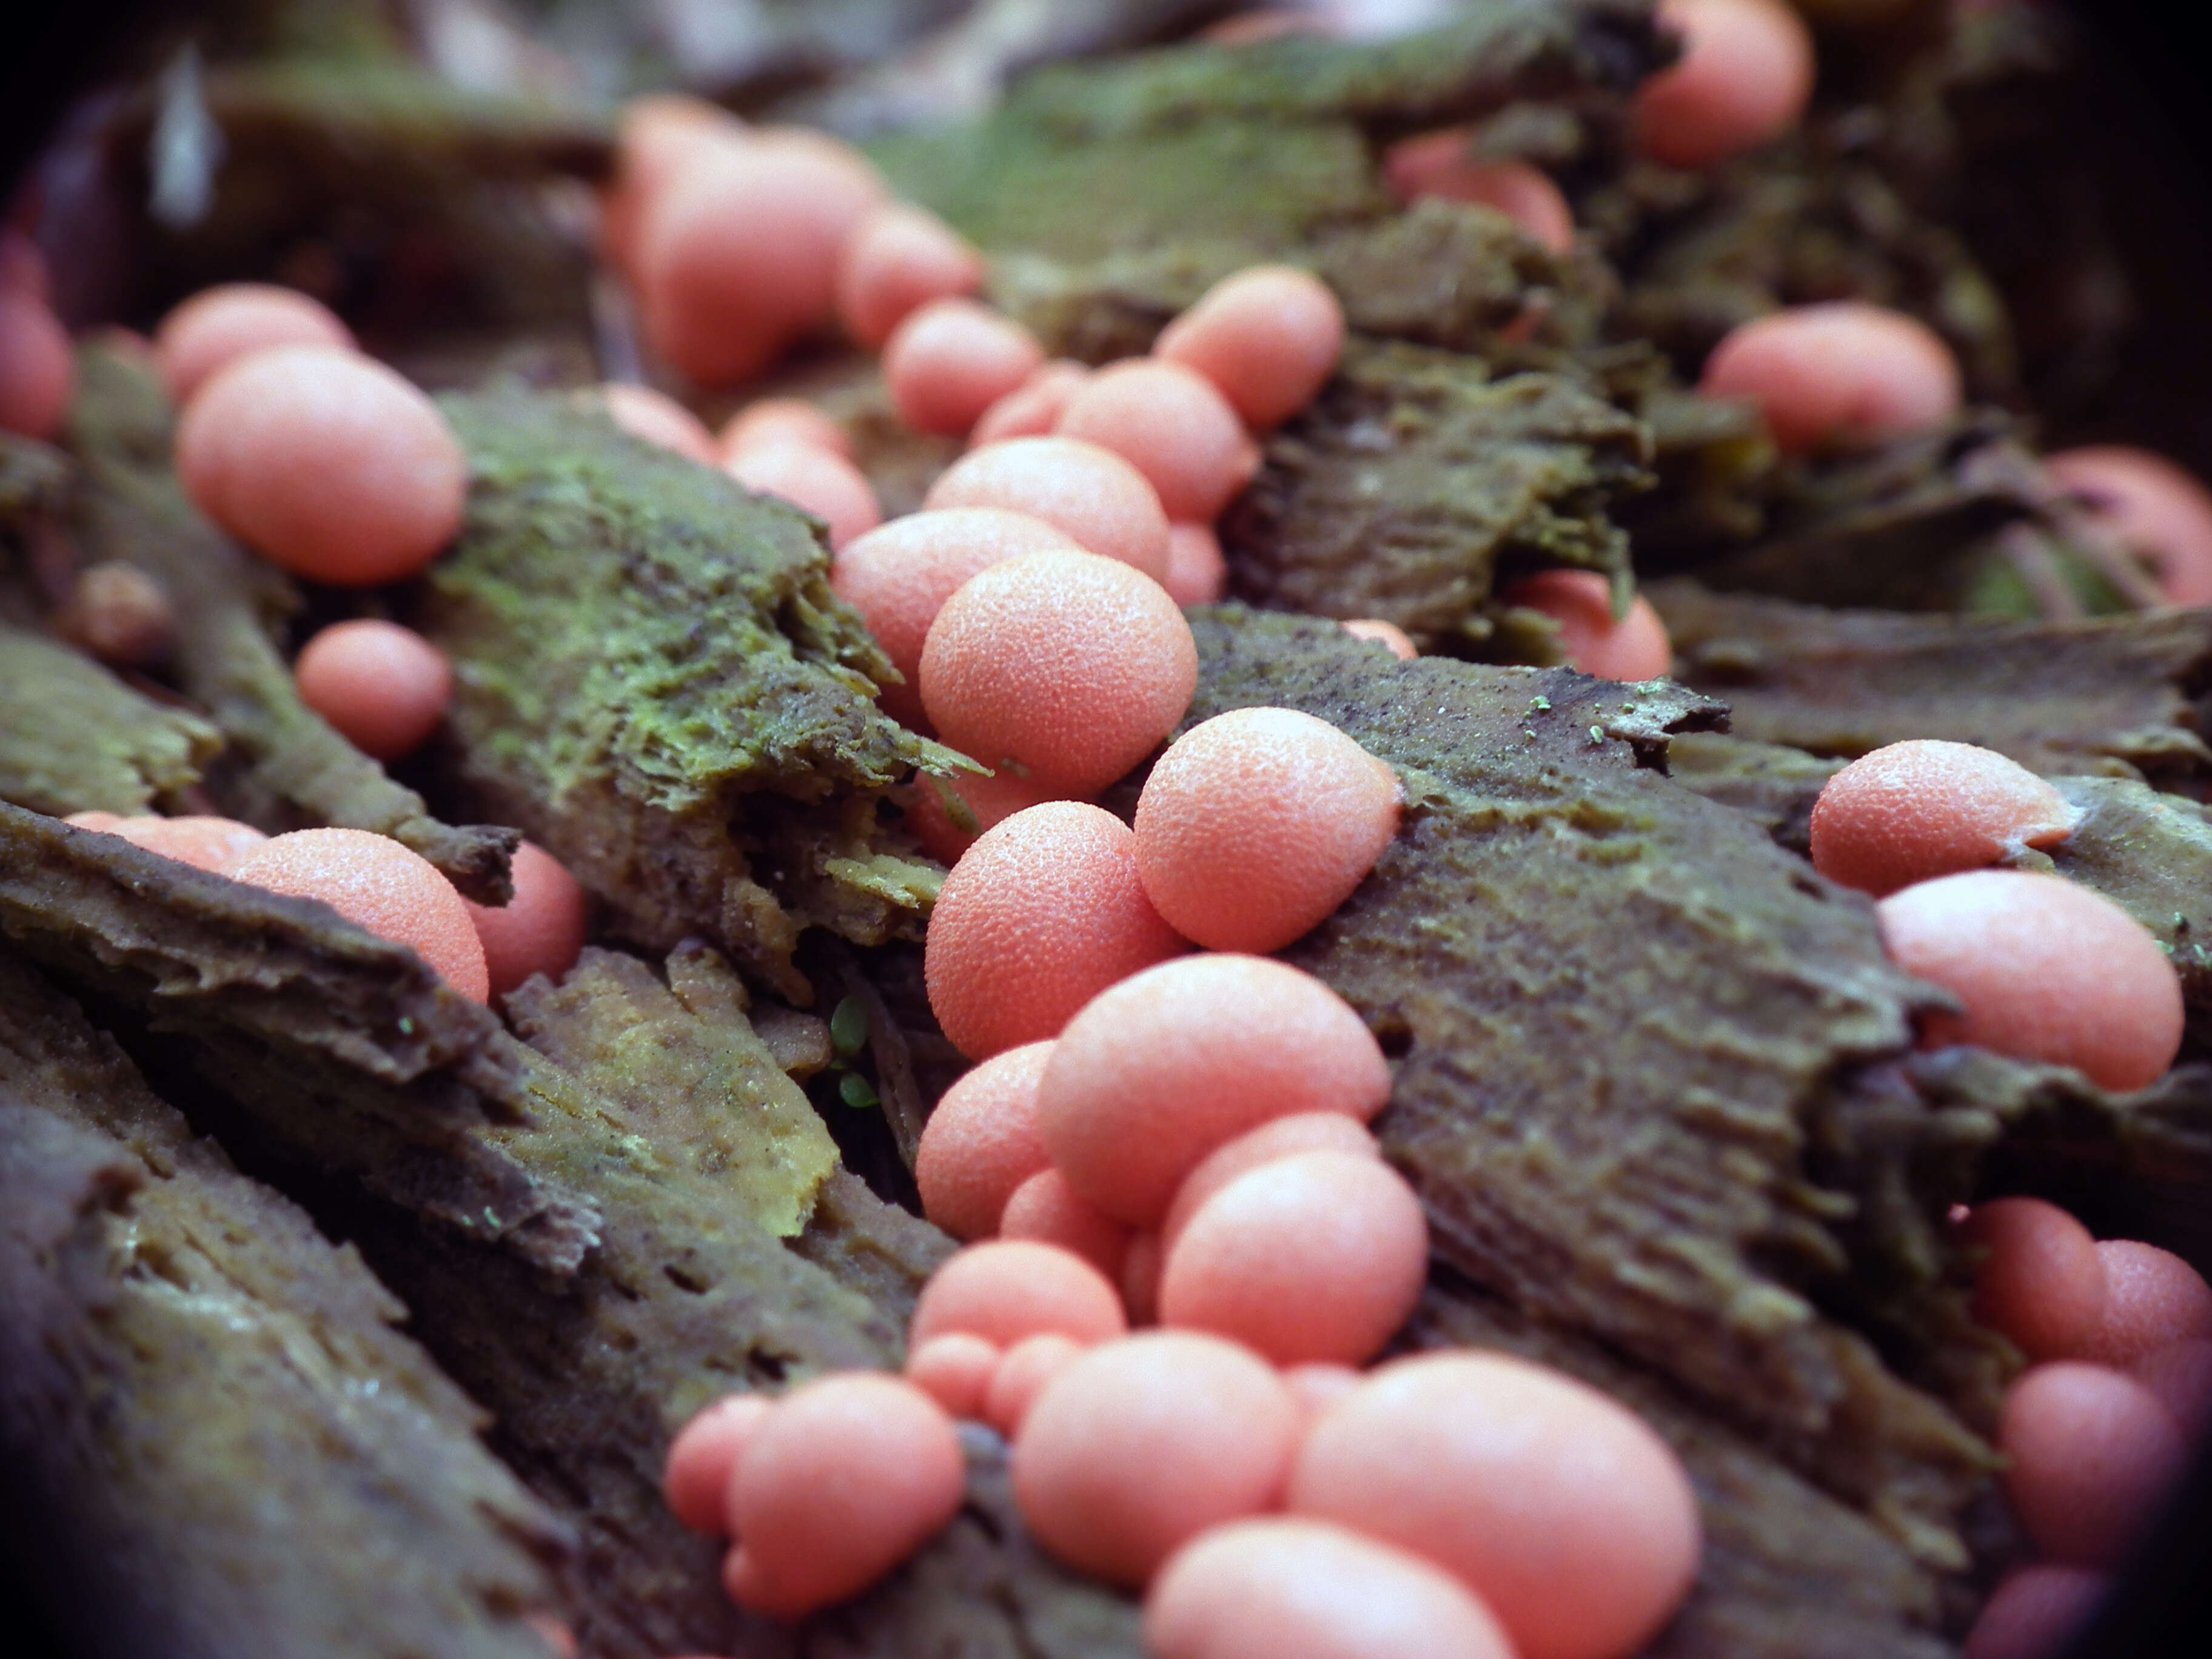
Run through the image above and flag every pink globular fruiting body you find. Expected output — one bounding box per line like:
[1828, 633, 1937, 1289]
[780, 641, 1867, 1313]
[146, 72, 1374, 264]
[1700, 302, 1963, 454]
[717, 398, 851, 461]
[594, 383, 717, 464]
[722, 1373, 965, 1620]
[1011, 1331, 1302, 1586]
[1875, 870, 2184, 1093]
[1632, 0, 1815, 170]
[984, 1332, 1088, 1436]
[1341, 618, 1418, 659]
[919, 551, 1198, 795]
[662, 1393, 771, 1534]
[837, 201, 985, 349]
[1997, 1361, 2190, 1568]
[923, 802, 1185, 1060]
[461, 840, 589, 999]
[906, 767, 1070, 863]
[598, 94, 750, 278]
[1145, 1518, 1518, 1659]
[914, 1039, 1057, 1241]
[1500, 571, 1674, 682]
[175, 345, 468, 587]
[1960, 1198, 2108, 1364]
[2046, 445, 2212, 607]
[1382, 136, 1576, 253]
[1037, 953, 1393, 1227]
[1962, 1564, 2110, 1659]
[885, 298, 1045, 437]
[999, 1168, 1133, 1282]
[973, 361, 1094, 446]
[1288, 1351, 1703, 1659]
[89, 814, 269, 877]
[293, 618, 454, 763]
[726, 440, 881, 552]
[1153, 266, 1344, 432]
[2081, 1241, 2212, 1366]
[230, 827, 490, 1003]
[909, 1239, 1129, 1352]
[1162, 523, 1228, 607]
[2135, 1340, 2212, 1436]
[1133, 706, 1400, 953]
[1162, 1113, 1382, 1249]
[154, 283, 357, 403]
[1808, 739, 2078, 898]
[0, 289, 73, 439]
[905, 1333, 1001, 1421]
[923, 437, 1173, 581]
[1054, 360, 1259, 524]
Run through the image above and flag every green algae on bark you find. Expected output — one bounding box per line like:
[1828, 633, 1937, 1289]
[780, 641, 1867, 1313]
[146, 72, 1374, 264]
[0, 624, 221, 815]
[1651, 579, 2212, 781]
[0, 953, 569, 1659]
[423, 389, 957, 1003]
[62, 345, 519, 900]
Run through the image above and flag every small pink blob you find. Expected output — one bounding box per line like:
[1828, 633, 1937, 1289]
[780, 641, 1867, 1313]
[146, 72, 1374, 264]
[1341, 618, 1418, 659]
[1037, 954, 1393, 1227]
[1153, 266, 1344, 432]
[594, 383, 717, 465]
[916, 1040, 1057, 1241]
[722, 1373, 965, 1620]
[1000, 1168, 1133, 1282]
[598, 94, 750, 278]
[837, 201, 986, 349]
[662, 1392, 771, 1534]
[1011, 1330, 1302, 1586]
[2046, 446, 2212, 607]
[910, 1239, 1130, 1352]
[0, 292, 75, 440]
[1808, 740, 2078, 899]
[1632, 0, 1815, 170]
[1958, 1198, 2108, 1364]
[727, 440, 881, 552]
[922, 437, 1172, 582]
[972, 361, 1093, 447]
[1498, 571, 1673, 682]
[99, 814, 269, 876]
[717, 398, 851, 462]
[905, 1332, 1001, 1421]
[2081, 1241, 2212, 1367]
[461, 840, 590, 999]
[1382, 136, 1575, 254]
[1162, 523, 1228, 607]
[1287, 1350, 1702, 1659]
[984, 1332, 1088, 1437]
[1999, 1361, 2189, 1568]
[2135, 1339, 2212, 1438]
[62, 811, 124, 833]
[1133, 705, 1401, 953]
[1962, 1564, 2109, 1659]
[885, 298, 1045, 438]
[923, 801, 1186, 1060]
[1162, 1113, 1383, 1250]
[906, 768, 1071, 865]
[1145, 1517, 1517, 1659]
[1054, 360, 1259, 524]
[231, 826, 490, 1002]
[1700, 303, 1963, 455]
[293, 618, 454, 763]
[154, 283, 357, 404]
[1876, 870, 2184, 1093]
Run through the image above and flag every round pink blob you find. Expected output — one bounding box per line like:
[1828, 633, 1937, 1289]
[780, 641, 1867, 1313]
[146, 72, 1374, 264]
[905, 1332, 1001, 1421]
[837, 201, 985, 349]
[922, 437, 1172, 581]
[0, 292, 76, 440]
[155, 283, 357, 403]
[916, 1040, 1057, 1241]
[594, 383, 717, 464]
[1153, 265, 1344, 432]
[972, 361, 1094, 447]
[101, 814, 269, 876]
[722, 1373, 965, 1619]
[923, 801, 1186, 1060]
[461, 840, 589, 999]
[1162, 523, 1228, 607]
[885, 298, 1045, 438]
[717, 398, 851, 462]
[2046, 446, 2212, 607]
[1162, 1113, 1383, 1250]
[1012, 1330, 1302, 1586]
[1054, 359, 1259, 523]
[907, 768, 1071, 864]
[1342, 618, 1418, 660]
[293, 618, 453, 763]
[599, 94, 750, 277]
[910, 1239, 1130, 1351]
[984, 1332, 1088, 1438]
[1700, 303, 1963, 455]
[1288, 1351, 1702, 1659]
[1382, 138, 1575, 253]
[231, 827, 489, 1002]
[1000, 1168, 1133, 1282]
[830, 507, 1080, 726]
[2082, 1241, 2212, 1367]
[1962, 1564, 2110, 1659]
[1998, 1360, 2190, 1567]
[2136, 1339, 2212, 1438]
[1133, 705, 1401, 953]
[1959, 1198, 2108, 1364]
[1809, 740, 2079, 899]
[662, 1392, 771, 1534]
[176, 345, 467, 587]
[1145, 1517, 1517, 1659]
[1500, 571, 1673, 682]
[1160, 1151, 1429, 1366]
[1876, 870, 2184, 1093]
[726, 440, 881, 552]
[1632, 0, 1815, 170]
[1037, 954, 1393, 1227]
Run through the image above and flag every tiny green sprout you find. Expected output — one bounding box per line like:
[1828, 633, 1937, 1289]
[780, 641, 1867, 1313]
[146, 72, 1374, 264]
[483, 1207, 499, 1229]
[1530, 696, 1551, 714]
[839, 1071, 881, 1110]
[1588, 725, 1604, 745]
[1522, 728, 1538, 741]
[398, 1015, 416, 1036]
[830, 994, 870, 1059]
